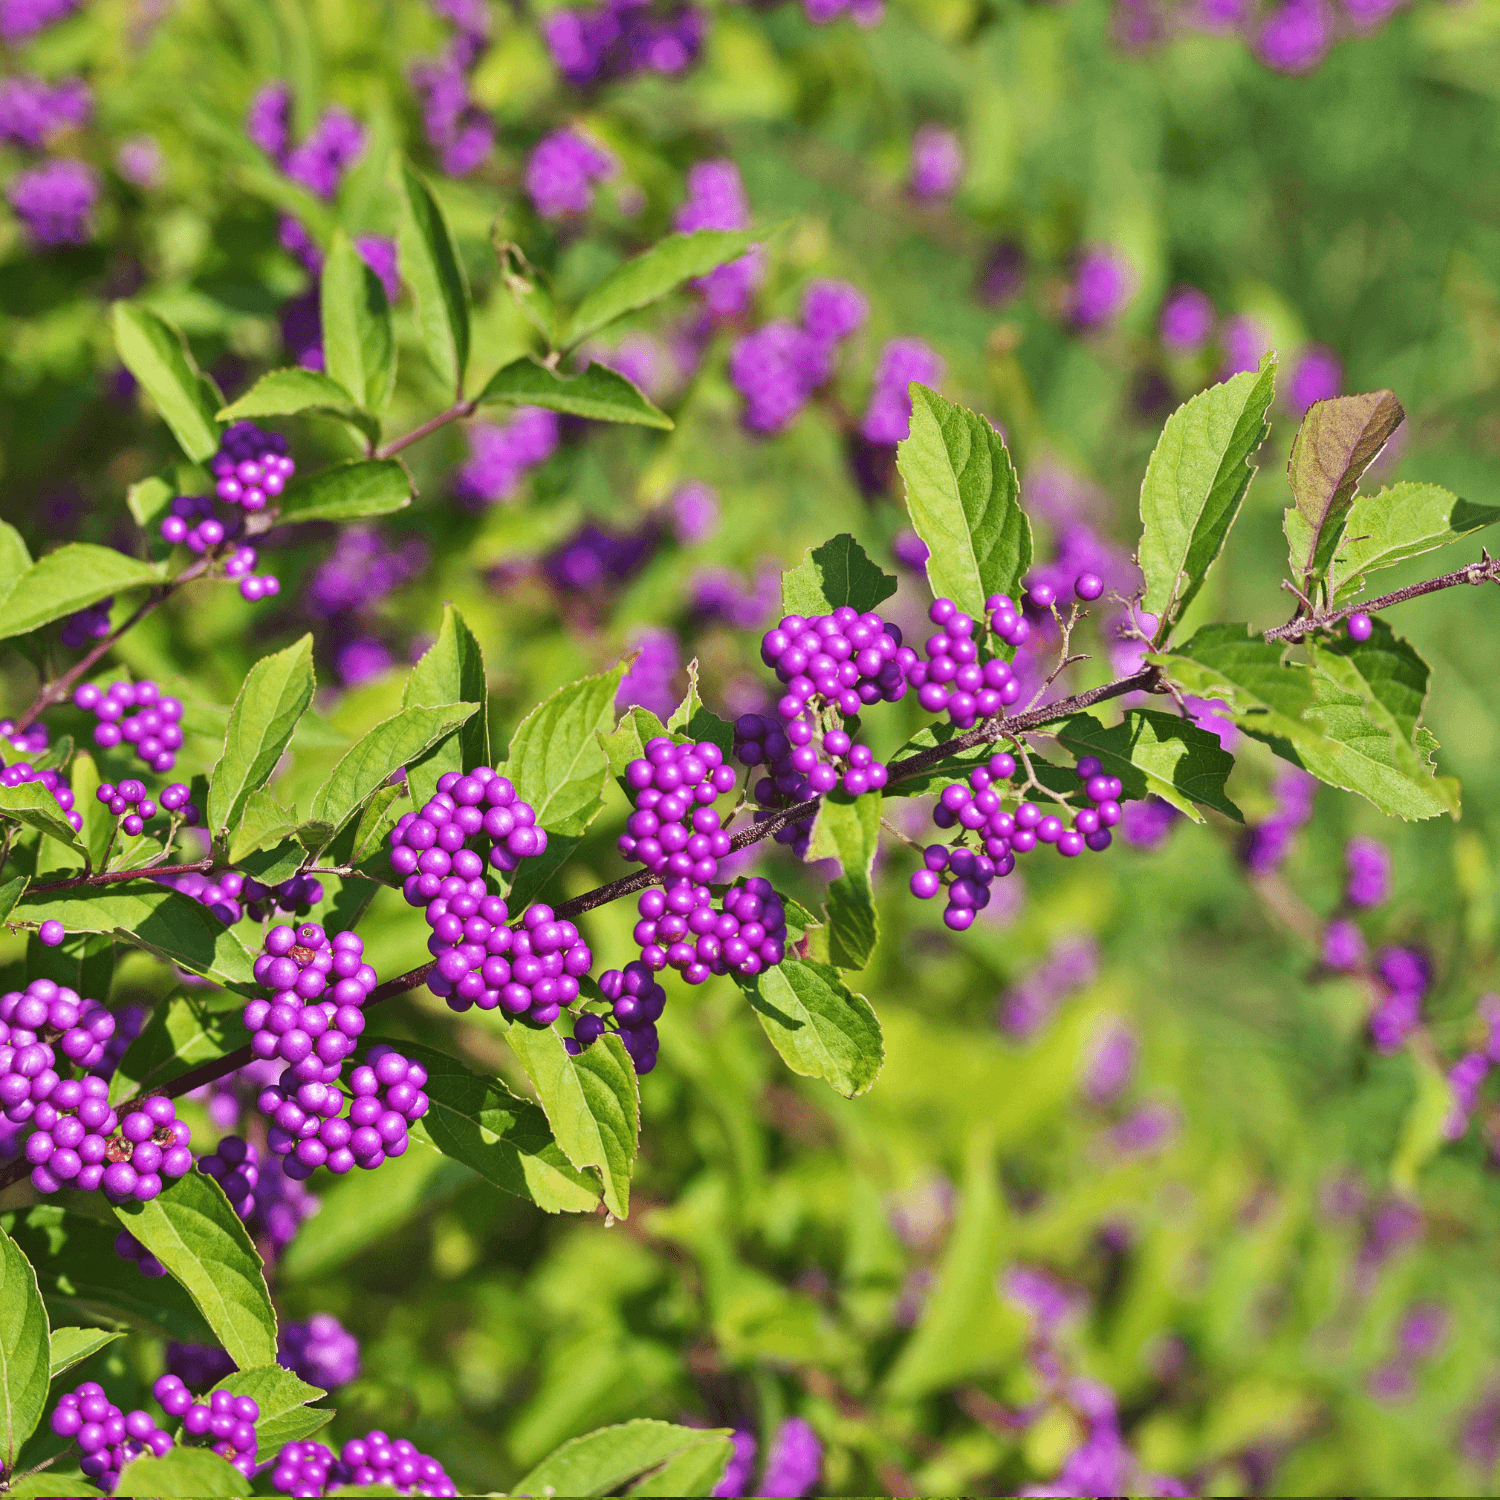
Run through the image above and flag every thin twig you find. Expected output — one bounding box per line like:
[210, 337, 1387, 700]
[373, 400, 477, 461]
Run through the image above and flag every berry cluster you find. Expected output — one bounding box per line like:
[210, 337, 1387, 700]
[271, 1432, 457, 1497]
[569, 960, 667, 1073]
[279, 1313, 362, 1390]
[114, 1229, 166, 1277]
[618, 737, 737, 884]
[390, 767, 548, 882]
[73, 678, 185, 773]
[50, 1380, 176, 1489]
[437, 898, 593, 1024]
[733, 714, 816, 857]
[97, 777, 197, 836]
[26, 1082, 192, 1201]
[196, 1132, 317, 1259]
[160, 496, 280, 599]
[211, 420, 296, 511]
[59, 597, 112, 649]
[197, 1131, 261, 1217]
[153, 1378, 262, 1477]
[2, 980, 115, 1125]
[156, 868, 316, 926]
[905, 597, 1023, 730]
[760, 607, 906, 741]
[0, 715, 49, 755]
[0, 757, 81, 830]
[633, 875, 787, 984]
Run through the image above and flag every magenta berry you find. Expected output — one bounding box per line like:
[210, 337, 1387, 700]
[1347, 611, 1374, 642]
[37, 919, 65, 946]
[1075, 572, 1105, 601]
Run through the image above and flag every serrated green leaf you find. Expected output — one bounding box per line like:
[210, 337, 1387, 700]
[1285, 390, 1405, 596]
[476, 356, 672, 428]
[1053, 710, 1242, 823]
[0, 545, 161, 642]
[310, 702, 478, 835]
[623, 1434, 734, 1496]
[207, 634, 316, 837]
[780, 533, 898, 618]
[512, 1420, 737, 1498]
[109, 990, 251, 1105]
[112, 302, 223, 462]
[601, 705, 670, 789]
[1149, 624, 1317, 736]
[277, 459, 412, 524]
[402, 604, 488, 811]
[896, 385, 1031, 622]
[0, 780, 84, 854]
[807, 791, 881, 970]
[1138, 355, 1276, 638]
[216, 367, 377, 444]
[0, 1222, 49, 1469]
[229, 787, 300, 863]
[664, 659, 734, 756]
[113, 1170, 277, 1370]
[740, 959, 883, 1097]
[396, 157, 470, 392]
[564, 229, 762, 350]
[322, 230, 396, 415]
[47, 1327, 124, 1381]
[496, 242, 559, 349]
[1328, 482, 1500, 599]
[504, 1026, 638, 1219]
[115, 1447, 247, 1497]
[207, 1364, 332, 1458]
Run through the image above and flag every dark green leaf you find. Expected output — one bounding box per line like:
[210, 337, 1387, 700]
[322, 230, 396, 415]
[0, 780, 84, 854]
[512, 1420, 738, 1498]
[780, 533, 898, 618]
[229, 787, 300, 863]
[207, 1364, 332, 1458]
[216, 367, 377, 445]
[1138, 355, 1276, 638]
[113, 1171, 277, 1370]
[277, 460, 412, 524]
[884, 721, 995, 797]
[476, 356, 672, 428]
[206, 634, 316, 837]
[0, 1222, 49, 1469]
[0, 545, 161, 642]
[1149, 623, 1317, 740]
[114, 1447, 247, 1497]
[504, 1026, 638, 1219]
[234, 837, 306, 887]
[565, 229, 761, 350]
[896, 385, 1031, 622]
[310, 703, 479, 836]
[112, 302, 223, 462]
[1328, 483, 1500, 599]
[402, 604, 489, 810]
[807, 792, 881, 970]
[1284, 390, 1405, 595]
[47, 1327, 123, 1380]
[109, 990, 251, 1106]
[664, 660, 734, 757]
[740, 959, 883, 1098]
[396, 157, 470, 392]
[1053, 710, 1242, 823]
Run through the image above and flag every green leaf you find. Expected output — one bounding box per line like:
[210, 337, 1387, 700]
[0, 545, 161, 642]
[883, 721, 995, 798]
[277, 459, 413, 524]
[664, 660, 735, 757]
[1052, 709, 1242, 823]
[126, 475, 174, 534]
[5, 1475, 104, 1497]
[511, 1420, 737, 1499]
[600, 705, 670, 790]
[1, 1205, 214, 1346]
[395, 157, 470, 392]
[114, 1447, 247, 1498]
[496, 242, 559, 349]
[344, 784, 403, 869]
[564, 229, 762, 350]
[1149, 624, 1318, 740]
[1284, 389, 1405, 596]
[0, 873, 27, 925]
[112, 302, 223, 462]
[47, 1327, 124, 1380]
[476, 356, 672, 429]
[207, 1365, 332, 1458]
[367, 1037, 599, 1213]
[504, 661, 629, 837]
[623, 1435, 734, 1497]
[1328, 482, 1500, 600]
[216, 367, 377, 444]
[15, 885, 257, 989]
[402, 604, 489, 811]
[780, 533, 898, 618]
[206, 634, 316, 838]
[109, 990, 251, 1106]
[72, 751, 112, 871]
[504, 1027, 638, 1219]
[0, 1223, 49, 1469]
[807, 791, 881, 970]
[0, 520, 33, 610]
[322, 229, 396, 415]
[113, 1171, 276, 1370]
[0, 780, 84, 854]
[1137, 355, 1276, 638]
[229, 787, 300, 863]
[310, 703, 479, 836]
[896, 385, 1031, 622]
[740, 959, 883, 1098]
[235, 837, 305, 886]
[1392, 1047, 1455, 1193]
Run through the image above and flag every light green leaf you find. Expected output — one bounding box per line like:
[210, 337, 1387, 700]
[113, 1170, 277, 1370]
[5, 1475, 104, 1497]
[277, 459, 412, 524]
[71, 750, 112, 871]
[512, 1420, 737, 1498]
[207, 1364, 332, 1458]
[126, 475, 174, 534]
[1138, 355, 1276, 638]
[1053, 709, 1242, 823]
[496, 242, 560, 349]
[0, 874, 27, 925]
[115, 1447, 246, 1498]
[1284, 389, 1405, 596]
[396, 157, 470, 392]
[896, 385, 1031, 622]
[780, 533, 898, 618]
[108, 990, 251, 1106]
[664, 659, 735, 757]
[368, 1037, 599, 1213]
[600, 705, 670, 790]
[216, 367, 376, 444]
[322, 229, 396, 415]
[807, 791, 882, 970]
[740, 959, 883, 1097]
[402, 604, 489, 810]
[0, 545, 161, 642]
[565, 229, 762, 350]
[504, 1027, 638, 1219]
[476, 357, 672, 428]
[1392, 1047, 1456, 1193]
[1149, 623, 1318, 741]
[0, 520, 33, 611]
[0, 780, 84, 854]
[1328, 482, 1500, 600]
[47, 1327, 123, 1381]
[310, 702, 479, 836]
[623, 1435, 734, 1497]
[207, 634, 316, 837]
[229, 787, 300, 863]
[112, 302, 223, 462]
[0, 1223, 49, 1469]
